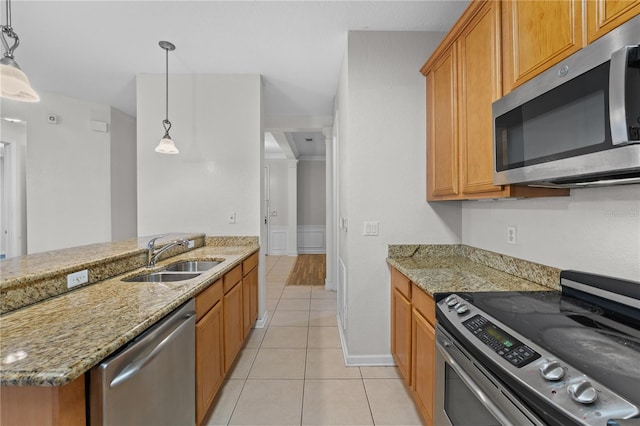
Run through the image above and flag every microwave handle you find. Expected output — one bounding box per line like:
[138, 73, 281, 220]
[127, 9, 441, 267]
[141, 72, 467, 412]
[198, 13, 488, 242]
[609, 45, 636, 145]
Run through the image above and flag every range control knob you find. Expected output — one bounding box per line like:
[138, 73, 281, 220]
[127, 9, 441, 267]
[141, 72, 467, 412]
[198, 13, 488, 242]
[539, 360, 565, 381]
[568, 380, 598, 404]
[445, 295, 458, 307]
[455, 303, 469, 315]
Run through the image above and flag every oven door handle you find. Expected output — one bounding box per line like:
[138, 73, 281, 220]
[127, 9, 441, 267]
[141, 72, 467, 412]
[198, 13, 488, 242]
[437, 339, 514, 426]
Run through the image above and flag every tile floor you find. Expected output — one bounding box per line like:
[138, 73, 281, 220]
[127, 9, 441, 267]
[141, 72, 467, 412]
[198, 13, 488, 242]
[203, 256, 424, 426]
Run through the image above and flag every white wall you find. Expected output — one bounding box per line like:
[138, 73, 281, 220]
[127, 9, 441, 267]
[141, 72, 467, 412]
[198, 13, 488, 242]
[298, 160, 326, 226]
[462, 185, 640, 281]
[1, 92, 135, 253]
[337, 31, 461, 363]
[110, 108, 137, 241]
[136, 74, 262, 237]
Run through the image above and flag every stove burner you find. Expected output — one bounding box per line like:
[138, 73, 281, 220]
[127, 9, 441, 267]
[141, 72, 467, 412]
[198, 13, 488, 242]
[541, 326, 640, 402]
[481, 295, 559, 314]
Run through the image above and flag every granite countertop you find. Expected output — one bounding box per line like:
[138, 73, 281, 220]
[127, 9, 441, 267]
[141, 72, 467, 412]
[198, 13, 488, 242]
[387, 245, 556, 298]
[0, 244, 258, 387]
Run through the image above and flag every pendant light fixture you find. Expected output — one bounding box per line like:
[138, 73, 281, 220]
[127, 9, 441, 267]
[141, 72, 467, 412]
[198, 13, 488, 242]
[155, 40, 178, 154]
[0, 0, 39, 102]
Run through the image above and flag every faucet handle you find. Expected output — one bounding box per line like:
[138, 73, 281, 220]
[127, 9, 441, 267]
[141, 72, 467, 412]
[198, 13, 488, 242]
[147, 236, 164, 250]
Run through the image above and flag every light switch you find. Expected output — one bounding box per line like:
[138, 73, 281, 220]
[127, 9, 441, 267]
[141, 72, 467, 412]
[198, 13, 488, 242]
[363, 221, 379, 236]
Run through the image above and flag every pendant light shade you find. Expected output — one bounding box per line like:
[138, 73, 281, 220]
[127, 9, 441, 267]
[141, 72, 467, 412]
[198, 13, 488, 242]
[0, 0, 39, 102]
[155, 41, 178, 154]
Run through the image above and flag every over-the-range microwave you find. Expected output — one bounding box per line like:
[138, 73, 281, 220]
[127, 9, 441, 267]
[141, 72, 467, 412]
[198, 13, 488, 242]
[492, 15, 640, 189]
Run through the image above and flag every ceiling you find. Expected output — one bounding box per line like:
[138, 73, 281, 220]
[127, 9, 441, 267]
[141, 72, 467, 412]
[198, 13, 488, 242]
[9, 1, 469, 118]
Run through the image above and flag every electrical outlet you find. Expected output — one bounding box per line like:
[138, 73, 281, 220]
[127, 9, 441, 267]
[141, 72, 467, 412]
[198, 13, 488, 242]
[507, 226, 517, 245]
[67, 269, 88, 288]
[228, 212, 236, 224]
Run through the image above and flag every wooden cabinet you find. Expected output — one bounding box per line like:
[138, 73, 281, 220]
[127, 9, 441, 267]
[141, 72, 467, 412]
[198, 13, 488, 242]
[411, 284, 436, 426]
[242, 252, 259, 338]
[391, 268, 413, 383]
[223, 264, 244, 371]
[458, 1, 503, 195]
[502, 0, 584, 93]
[0, 375, 85, 426]
[389, 267, 436, 425]
[587, 0, 640, 42]
[426, 46, 458, 198]
[422, 1, 569, 201]
[195, 279, 224, 426]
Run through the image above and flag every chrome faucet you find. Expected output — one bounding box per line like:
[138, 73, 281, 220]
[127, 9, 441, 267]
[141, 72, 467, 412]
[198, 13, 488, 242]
[147, 236, 189, 267]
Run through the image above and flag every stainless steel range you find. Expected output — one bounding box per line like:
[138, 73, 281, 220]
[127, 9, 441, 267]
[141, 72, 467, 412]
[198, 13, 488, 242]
[435, 270, 640, 426]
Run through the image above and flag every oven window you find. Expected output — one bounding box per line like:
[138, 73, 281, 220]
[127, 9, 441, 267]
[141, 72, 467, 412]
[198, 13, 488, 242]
[444, 364, 501, 426]
[495, 62, 611, 172]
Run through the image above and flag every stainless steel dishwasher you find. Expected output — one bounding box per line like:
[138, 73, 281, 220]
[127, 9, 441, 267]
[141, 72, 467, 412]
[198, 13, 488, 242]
[90, 299, 196, 426]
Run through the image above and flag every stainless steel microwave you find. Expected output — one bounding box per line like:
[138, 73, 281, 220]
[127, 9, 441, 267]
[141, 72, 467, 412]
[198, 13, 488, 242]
[492, 15, 640, 188]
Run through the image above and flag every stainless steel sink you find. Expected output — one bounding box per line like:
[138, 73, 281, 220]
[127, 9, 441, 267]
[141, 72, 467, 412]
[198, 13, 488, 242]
[123, 272, 201, 283]
[164, 260, 223, 272]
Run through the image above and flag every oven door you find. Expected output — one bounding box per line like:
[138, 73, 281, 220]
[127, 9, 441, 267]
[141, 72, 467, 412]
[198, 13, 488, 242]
[434, 326, 544, 426]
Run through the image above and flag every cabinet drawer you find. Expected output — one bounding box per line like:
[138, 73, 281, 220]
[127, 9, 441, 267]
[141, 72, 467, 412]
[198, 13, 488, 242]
[242, 252, 259, 276]
[412, 284, 436, 327]
[196, 279, 222, 321]
[391, 268, 412, 300]
[223, 264, 242, 294]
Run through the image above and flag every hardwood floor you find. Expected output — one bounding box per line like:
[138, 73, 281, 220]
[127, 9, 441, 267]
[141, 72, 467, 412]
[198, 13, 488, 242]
[286, 254, 326, 286]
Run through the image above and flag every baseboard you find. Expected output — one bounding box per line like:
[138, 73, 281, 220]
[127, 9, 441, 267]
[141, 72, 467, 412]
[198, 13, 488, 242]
[324, 279, 336, 291]
[337, 316, 395, 366]
[254, 311, 269, 329]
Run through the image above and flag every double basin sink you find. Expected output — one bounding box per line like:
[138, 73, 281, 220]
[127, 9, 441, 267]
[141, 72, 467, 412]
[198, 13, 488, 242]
[123, 260, 223, 283]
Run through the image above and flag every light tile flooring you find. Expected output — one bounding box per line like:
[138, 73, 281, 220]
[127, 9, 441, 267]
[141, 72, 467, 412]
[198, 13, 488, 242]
[203, 256, 424, 426]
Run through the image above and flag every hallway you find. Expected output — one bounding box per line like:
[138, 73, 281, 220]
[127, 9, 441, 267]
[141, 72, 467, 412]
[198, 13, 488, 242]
[202, 255, 424, 425]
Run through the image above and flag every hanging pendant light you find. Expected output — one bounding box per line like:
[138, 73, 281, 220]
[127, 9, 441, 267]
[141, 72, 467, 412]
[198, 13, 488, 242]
[0, 0, 39, 102]
[155, 40, 178, 154]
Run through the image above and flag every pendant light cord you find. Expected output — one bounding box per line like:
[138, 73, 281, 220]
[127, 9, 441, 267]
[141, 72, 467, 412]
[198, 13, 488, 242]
[165, 45, 169, 124]
[1, 0, 19, 57]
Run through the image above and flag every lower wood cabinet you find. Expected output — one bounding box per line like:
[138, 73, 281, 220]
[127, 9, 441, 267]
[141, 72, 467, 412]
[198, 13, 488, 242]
[391, 268, 412, 384]
[242, 252, 259, 338]
[390, 267, 437, 426]
[411, 289, 436, 426]
[223, 267, 244, 372]
[0, 375, 85, 426]
[195, 279, 224, 425]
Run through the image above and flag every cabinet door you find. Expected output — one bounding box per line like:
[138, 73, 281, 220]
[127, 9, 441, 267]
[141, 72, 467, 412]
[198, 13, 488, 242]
[587, 0, 640, 43]
[503, 0, 584, 92]
[196, 302, 224, 425]
[248, 266, 259, 326]
[426, 45, 459, 199]
[391, 288, 412, 384]
[412, 309, 435, 426]
[458, 1, 504, 195]
[223, 282, 243, 371]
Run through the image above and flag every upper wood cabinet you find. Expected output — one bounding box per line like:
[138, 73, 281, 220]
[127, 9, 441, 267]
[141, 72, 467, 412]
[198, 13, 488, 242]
[422, 0, 572, 201]
[502, 0, 585, 93]
[457, 1, 504, 195]
[587, 0, 640, 43]
[426, 46, 458, 199]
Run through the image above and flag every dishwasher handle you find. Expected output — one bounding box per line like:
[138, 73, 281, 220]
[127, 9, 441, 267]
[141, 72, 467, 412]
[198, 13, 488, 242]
[110, 311, 195, 388]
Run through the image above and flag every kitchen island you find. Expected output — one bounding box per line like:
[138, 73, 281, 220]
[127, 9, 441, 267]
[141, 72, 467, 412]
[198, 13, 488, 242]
[0, 234, 259, 425]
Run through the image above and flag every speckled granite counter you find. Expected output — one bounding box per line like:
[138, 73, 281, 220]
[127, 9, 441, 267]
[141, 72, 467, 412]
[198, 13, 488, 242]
[1, 241, 258, 386]
[387, 244, 558, 298]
